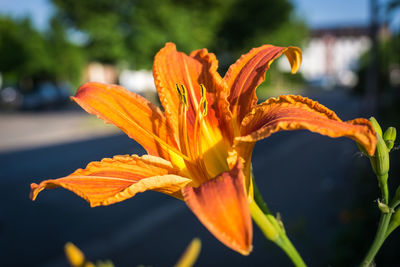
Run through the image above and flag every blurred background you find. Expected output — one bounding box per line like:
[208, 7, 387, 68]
[0, 0, 399, 266]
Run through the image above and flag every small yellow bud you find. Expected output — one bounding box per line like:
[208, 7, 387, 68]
[64, 242, 85, 267]
[175, 238, 202, 267]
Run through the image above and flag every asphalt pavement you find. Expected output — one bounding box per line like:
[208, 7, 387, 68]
[0, 88, 388, 266]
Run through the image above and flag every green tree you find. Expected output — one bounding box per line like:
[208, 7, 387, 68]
[45, 18, 86, 86]
[0, 16, 85, 88]
[0, 16, 52, 86]
[51, 0, 308, 69]
[51, 0, 132, 64]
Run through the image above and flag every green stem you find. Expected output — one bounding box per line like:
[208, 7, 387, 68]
[253, 178, 271, 214]
[360, 174, 391, 267]
[249, 200, 278, 241]
[385, 218, 397, 238]
[379, 174, 389, 204]
[277, 231, 307, 267]
[360, 212, 392, 267]
[251, 181, 307, 267]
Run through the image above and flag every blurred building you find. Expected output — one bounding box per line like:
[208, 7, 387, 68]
[82, 63, 156, 94]
[119, 69, 156, 93]
[303, 26, 371, 88]
[83, 62, 118, 84]
[279, 25, 392, 89]
[82, 62, 158, 103]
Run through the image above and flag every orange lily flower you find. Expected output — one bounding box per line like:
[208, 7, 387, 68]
[30, 43, 377, 255]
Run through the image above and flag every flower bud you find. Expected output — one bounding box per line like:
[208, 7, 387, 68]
[368, 118, 390, 178]
[370, 135, 390, 178]
[370, 117, 383, 137]
[383, 127, 396, 151]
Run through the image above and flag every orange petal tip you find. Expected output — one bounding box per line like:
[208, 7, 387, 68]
[284, 46, 302, 74]
[30, 183, 40, 201]
[183, 161, 252, 255]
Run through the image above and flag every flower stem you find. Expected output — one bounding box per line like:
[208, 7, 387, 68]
[249, 200, 278, 241]
[379, 174, 389, 205]
[251, 180, 307, 267]
[360, 174, 392, 267]
[276, 230, 307, 267]
[360, 211, 392, 267]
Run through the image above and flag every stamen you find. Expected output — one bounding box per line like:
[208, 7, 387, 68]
[176, 84, 182, 99]
[175, 84, 191, 160]
[200, 83, 206, 98]
[175, 83, 212, 183]
[199, 84, 208, 116]
[193, 84, 211, 180]
[180, 84, 188, 108]
[202, 99, 208, 116]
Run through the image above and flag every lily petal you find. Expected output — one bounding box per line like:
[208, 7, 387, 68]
[189, 48, 232, 131]
[183, 160, 252, 255]
[224, 45, 302, 122]
[189, 48, 225, 99]
[153, 43, 230, 175]
[30, 155, 191, 207]
[153, 43, 223, 135]
[238, 95, 377, 156]
[72, 82, 179, 160]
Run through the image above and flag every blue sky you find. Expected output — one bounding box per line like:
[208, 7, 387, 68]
[0, 0, 54, 29]
[0, 0, 397, 30]
[293, 0, 369, 26]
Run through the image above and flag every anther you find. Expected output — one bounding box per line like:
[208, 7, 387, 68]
[199, 84, 208, 116]
[200, 84, 206, 98]
[180, 84, 188, 108]
[176, 84, 182, 97]
[176, 84, 188, 108]
[202, 99, 208, 116]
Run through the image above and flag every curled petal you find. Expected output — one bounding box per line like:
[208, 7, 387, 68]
[30, 155, 191, 207]
[189, 48, 225, 98]
[190, 48, 232, 137]
[284, 47, 302, 74]
[224, 45, 302, 122]
[238, 95, 377, 156]
[72, 82, 178, 160]
[183, 160, 252, 255]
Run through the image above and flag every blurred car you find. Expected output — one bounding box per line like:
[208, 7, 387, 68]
[0, 85, 23, 111]
[0, 81, 72, 111]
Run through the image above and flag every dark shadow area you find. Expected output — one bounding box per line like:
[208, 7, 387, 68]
[2, 88, 398, 266]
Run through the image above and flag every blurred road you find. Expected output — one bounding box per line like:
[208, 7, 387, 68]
[0, 89, 375, 266]
[0, 110, 118, 153]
